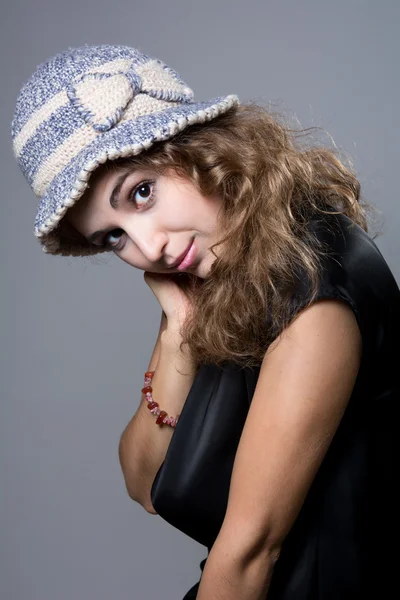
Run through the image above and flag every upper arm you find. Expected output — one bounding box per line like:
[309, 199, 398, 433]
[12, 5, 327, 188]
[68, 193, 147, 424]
[215, 298, 362, 561]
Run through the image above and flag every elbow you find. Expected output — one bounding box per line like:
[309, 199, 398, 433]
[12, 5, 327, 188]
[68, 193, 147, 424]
[118, 428, 158, 515]
[242, 535, 282, 569]
[118, 437, 157, 515]
[118, 431, 139, 501]
[144, 501, 158, 515]
[127, 489, 158, 515]
[120, 471, 138, 503]
[217, 519, 283, 570]
[121, 478, 158, 514]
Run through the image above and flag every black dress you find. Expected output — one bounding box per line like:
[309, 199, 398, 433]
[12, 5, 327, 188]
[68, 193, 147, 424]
[150, 211, 400, 600]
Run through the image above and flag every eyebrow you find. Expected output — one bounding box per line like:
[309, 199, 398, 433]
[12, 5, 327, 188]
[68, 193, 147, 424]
[87, 170, 132, 244]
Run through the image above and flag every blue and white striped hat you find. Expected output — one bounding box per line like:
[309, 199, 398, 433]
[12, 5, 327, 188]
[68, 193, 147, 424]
[11, 44, 239, 255]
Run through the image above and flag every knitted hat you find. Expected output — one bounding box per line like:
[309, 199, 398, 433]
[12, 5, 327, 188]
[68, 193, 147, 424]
[11, 44, 239, 255]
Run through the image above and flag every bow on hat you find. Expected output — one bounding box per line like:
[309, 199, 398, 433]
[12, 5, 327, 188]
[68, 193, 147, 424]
[66, 58, 195, 133]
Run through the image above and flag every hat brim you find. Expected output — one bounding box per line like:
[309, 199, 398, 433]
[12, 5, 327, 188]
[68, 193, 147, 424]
[34, 94, 239, 253]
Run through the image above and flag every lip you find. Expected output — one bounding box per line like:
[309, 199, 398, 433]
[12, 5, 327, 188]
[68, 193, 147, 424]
[169, 241, 193, 268]
[176, 239, 196, 271]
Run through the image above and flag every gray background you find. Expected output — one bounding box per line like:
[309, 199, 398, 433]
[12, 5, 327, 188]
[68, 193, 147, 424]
[1, 1, 399, 599]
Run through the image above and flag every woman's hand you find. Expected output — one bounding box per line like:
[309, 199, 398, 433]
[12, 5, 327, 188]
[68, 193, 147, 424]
[143, 271, 194, 334]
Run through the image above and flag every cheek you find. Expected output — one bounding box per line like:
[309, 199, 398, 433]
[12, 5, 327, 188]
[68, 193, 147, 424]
[115, 244, 147, 270]
[160, 175, 221, 231]
[171, 198, 219, 231]
[118, 254, 148, 271]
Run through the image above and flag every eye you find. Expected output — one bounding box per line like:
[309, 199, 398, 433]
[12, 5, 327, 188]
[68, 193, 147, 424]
[129, 180, 157, 210]
[104, 229, 124, 249]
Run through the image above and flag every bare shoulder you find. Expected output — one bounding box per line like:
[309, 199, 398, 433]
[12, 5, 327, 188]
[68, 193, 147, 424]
[214, 298, 362, 559]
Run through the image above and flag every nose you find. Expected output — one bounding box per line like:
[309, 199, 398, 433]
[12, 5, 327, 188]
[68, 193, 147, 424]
[124, 221, 168, 266]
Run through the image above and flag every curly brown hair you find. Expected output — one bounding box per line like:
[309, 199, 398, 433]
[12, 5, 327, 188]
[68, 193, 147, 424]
[52, 102, 381, 368]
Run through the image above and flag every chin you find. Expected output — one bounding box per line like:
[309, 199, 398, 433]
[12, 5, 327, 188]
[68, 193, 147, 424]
[197, 256, 215, 280]
[194, 266, 209, 280]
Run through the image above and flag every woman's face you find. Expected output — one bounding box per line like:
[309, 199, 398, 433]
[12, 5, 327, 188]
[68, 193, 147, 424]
[66, 165, 224, 279]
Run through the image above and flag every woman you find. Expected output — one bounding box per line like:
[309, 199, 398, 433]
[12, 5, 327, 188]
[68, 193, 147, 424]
[12, 44, 399, 599]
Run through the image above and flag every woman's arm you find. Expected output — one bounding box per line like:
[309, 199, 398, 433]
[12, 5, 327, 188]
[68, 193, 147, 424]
[118, 316, 197, 513]
[196, 298, 362, 599]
